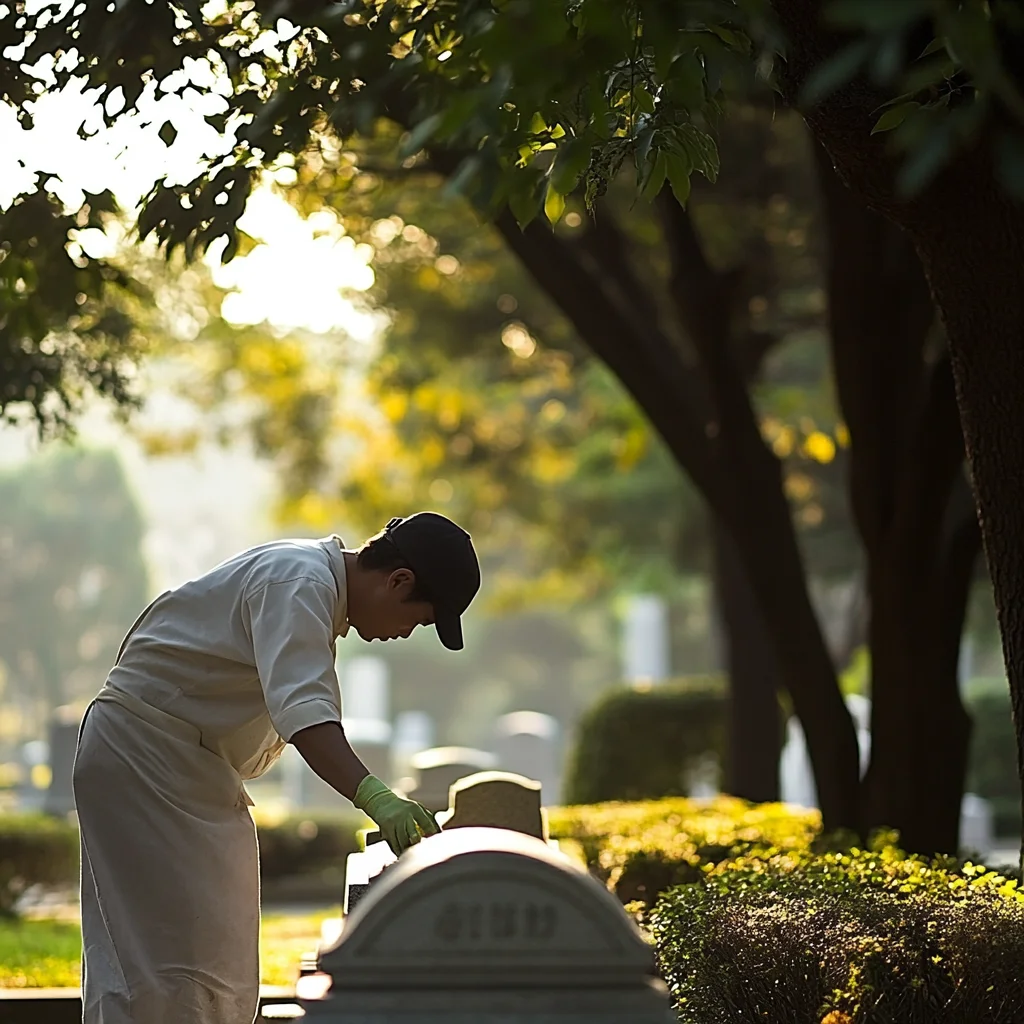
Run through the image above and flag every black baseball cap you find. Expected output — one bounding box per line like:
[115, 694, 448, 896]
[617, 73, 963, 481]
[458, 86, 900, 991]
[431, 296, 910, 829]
[383, 512, 481, 651]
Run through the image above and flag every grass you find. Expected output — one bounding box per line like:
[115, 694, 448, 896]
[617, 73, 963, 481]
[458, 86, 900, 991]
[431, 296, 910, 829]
[0, 909, 340, 989]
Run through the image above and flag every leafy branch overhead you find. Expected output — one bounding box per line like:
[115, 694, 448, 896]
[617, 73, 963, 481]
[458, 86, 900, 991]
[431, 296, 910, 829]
[0, 0, 771, 265]
[5, 0, 1021, 277]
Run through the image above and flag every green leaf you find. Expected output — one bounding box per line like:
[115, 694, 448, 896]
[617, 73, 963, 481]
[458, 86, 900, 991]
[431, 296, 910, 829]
[509, 179, 542, 228]
[633, 84, 655, 115]
[543, 182, 565, 224]
[633, 126, 656, 174]
[666, 51, 706, 112]
[666, 151, 692, 208]
[640, 151, 668, 200]
[919, 36, 949, 59]
[871, 101, 921, 134]
[550, 137, 592, 195]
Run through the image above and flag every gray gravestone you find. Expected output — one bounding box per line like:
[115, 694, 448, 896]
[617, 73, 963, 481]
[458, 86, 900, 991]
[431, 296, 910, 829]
[493, 711, 562, 805]
[401, 746, 497, 813]
[303, 827, 675, 1023]
[43, 705, 81, 818]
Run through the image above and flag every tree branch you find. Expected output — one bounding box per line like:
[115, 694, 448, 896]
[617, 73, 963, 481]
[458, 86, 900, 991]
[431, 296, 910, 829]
[575, 211, 672, 353]
[493, 209, 721, 497]
[815, 139, 937, 549]
[656, 188, 775, 480]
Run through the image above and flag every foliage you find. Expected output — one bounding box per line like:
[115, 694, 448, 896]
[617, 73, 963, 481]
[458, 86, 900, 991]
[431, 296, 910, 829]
[806, 0, 1024, 198]
[552, 795, 1024, 1022]
[0, 814, 78, 918]
[965, 679, 1020, 838]
[563, 678, 728, 807]
[0, 447, 150, 711]
[0, 189, 144, 433]
[548, 794, 820, 904]
[256, 813, 363, 881]
[0, 0, 774, 264]
[654, 847, 1024, 1023]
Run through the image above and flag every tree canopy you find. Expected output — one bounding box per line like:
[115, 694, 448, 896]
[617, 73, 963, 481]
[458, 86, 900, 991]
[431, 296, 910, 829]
[0, 447, 150, 723]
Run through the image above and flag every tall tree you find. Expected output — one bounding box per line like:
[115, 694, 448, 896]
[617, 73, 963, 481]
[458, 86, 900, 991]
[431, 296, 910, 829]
[0, 0, 994, 848]
[0, 447, 150, 722]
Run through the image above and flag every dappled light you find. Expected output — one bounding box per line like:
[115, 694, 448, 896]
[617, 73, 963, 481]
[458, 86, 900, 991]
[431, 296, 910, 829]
[1, 1, 1024, 1021]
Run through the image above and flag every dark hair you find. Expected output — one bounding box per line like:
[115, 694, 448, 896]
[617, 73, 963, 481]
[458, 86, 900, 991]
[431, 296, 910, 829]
[356, 532, 432, 602]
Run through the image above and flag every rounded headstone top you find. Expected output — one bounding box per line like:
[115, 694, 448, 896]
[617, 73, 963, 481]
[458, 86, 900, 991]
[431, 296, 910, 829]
[436, 771, 547, 840]
[320, 827, 655, 991]
[409, 746, 498, 772]
[495, 710, 559, 740]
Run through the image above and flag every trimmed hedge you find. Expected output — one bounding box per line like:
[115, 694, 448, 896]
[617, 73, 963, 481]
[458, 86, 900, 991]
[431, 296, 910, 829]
[257, 814, 363, 880]
[0, 811, 363, 915]
[0, 814, 79, 917]
[563, 677, 727, 805]
[551, 796, 1024, 1024]
[549, 796, 819, 903]
[657, 848, 1024, 1023]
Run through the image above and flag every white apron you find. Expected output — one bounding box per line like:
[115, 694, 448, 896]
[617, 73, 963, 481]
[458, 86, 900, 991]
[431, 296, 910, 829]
[74, 687, 260, 1024]
[72, 536, 351, 1024]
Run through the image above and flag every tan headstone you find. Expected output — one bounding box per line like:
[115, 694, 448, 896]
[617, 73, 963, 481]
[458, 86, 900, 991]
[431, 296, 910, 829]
[435, 770, 548, 840]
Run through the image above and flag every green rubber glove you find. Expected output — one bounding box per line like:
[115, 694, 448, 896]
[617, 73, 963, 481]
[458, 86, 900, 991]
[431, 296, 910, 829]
[352, 775, 440, 855]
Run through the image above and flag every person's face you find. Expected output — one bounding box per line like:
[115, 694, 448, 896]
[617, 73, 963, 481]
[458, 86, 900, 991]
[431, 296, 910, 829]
[354, 567, 435, 643]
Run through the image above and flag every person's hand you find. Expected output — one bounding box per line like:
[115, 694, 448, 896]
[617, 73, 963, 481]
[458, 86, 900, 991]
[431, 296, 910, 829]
[352, 775, 440, 855]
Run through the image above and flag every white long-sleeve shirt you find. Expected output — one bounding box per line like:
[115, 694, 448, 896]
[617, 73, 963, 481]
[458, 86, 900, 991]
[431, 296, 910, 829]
[105, 535, 350, 779]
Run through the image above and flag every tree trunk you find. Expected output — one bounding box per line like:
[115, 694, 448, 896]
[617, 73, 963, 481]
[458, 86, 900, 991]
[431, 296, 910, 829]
[861, 550, 973, 851]
[907, 189, 1024, 863]
[813, 137, 981, 853]
[495, 210, 862, 833]
[712, 518, 781, 802]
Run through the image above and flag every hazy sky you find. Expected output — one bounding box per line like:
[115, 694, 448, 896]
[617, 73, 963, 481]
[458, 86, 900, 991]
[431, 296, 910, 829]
[0, 59, 380, 590]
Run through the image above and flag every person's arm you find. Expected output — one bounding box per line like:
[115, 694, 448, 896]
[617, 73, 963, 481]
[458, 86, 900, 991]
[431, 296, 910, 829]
[291, 721, 370, 801]
[246, 576, 439, 853]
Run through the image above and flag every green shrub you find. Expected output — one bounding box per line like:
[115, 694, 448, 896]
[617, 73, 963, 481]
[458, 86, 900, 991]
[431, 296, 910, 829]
[563, 677, 727, 805]
[965, 680, 1020, 837]
[256, 814, 363, 881]
[0, 814, 79, 917]
[551, 796, 1024, 1023]
[653, 848, 1024, 1024]
[549, 795, 819, 903]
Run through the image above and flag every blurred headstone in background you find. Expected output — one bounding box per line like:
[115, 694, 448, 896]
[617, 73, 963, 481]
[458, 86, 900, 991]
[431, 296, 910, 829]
[391, 710, 435, 786]
[341, 656, 393, 784]
[19, 738, 49, 812]
[623, 594, 669, 687]
[493, 711, 561, 805]
[399, 746, 497, 813]
[960, 793, 994, 858]
[43, 705, 80, 818]
[781, 694, 872, 810]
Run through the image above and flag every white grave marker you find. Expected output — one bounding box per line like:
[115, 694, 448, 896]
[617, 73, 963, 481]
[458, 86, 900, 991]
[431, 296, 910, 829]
[303, 827, 675, 1023]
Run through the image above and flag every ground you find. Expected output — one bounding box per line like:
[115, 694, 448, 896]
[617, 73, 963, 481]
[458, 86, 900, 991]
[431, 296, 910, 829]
[0, 908, 339, 989]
